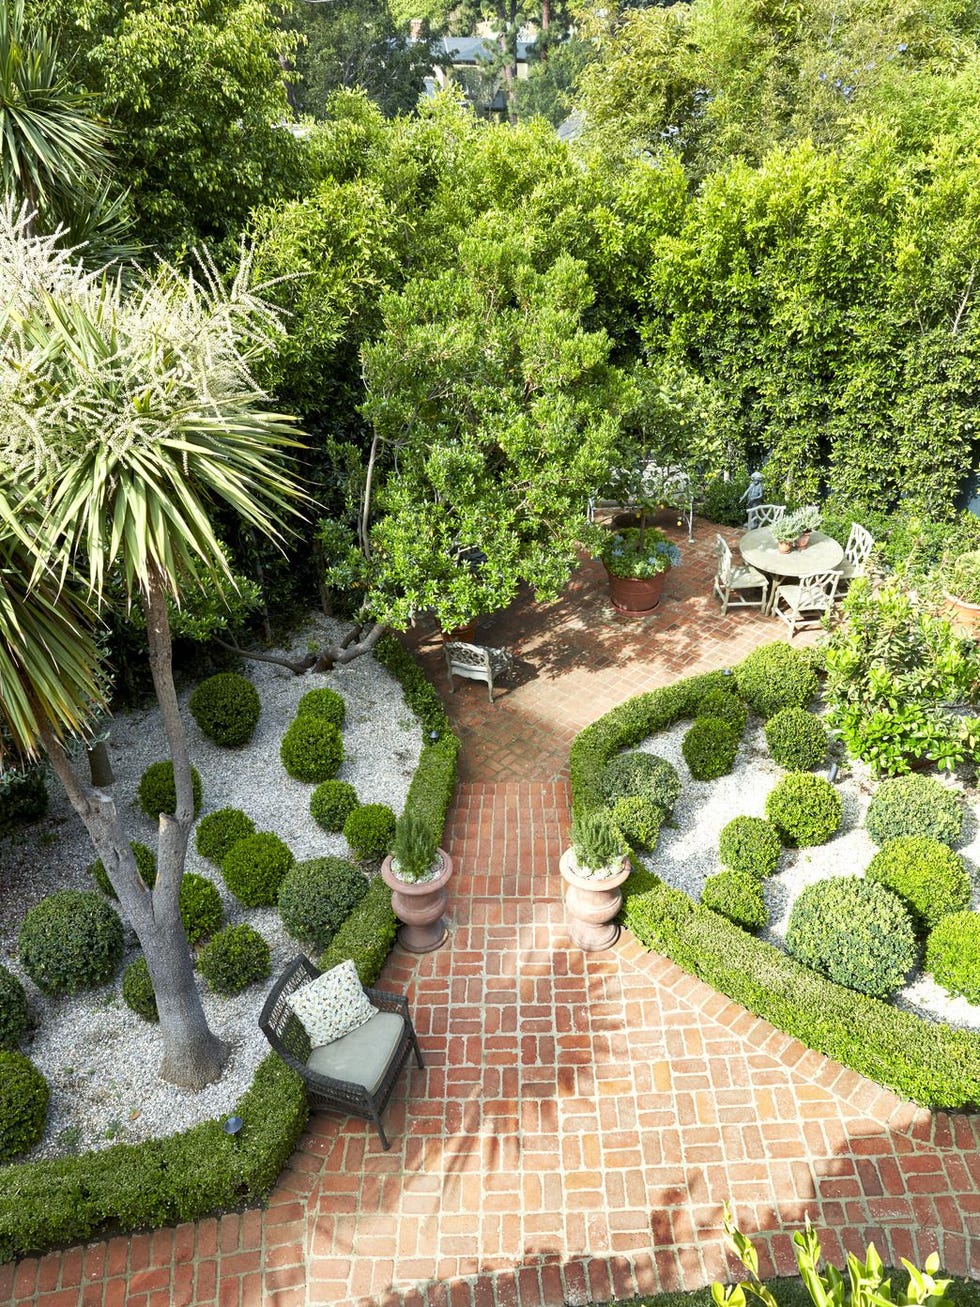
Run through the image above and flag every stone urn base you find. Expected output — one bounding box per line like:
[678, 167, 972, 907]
[558, 848, 632, 951]
[603, 566, 666, 615]
[380, 850, 453, 953]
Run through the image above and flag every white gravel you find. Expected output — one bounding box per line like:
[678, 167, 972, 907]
[0, 615, 421, 1160]
[636, 714, 980, 1032]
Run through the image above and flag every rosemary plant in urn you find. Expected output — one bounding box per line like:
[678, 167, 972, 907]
[381, 810, 454, 953]
[559, 810, 632, 951]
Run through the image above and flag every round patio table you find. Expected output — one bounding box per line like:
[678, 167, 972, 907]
[739, 527, 844, 614]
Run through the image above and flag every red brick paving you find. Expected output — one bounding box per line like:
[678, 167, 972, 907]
[3, 516, 978, 1306]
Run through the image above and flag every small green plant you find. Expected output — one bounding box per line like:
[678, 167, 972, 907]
[764, 707, 828, 771]
[0, 1051, 49, 1163]
[278, 857, 368, 948]
[198, 924, 271, 996]
[570, 809, 627, 871]
[600, 526, 681, 578]
[696, 688, 747, 736]
[121, 957, 158, 1023]
[734, 642, 818, 718]
[18, 890, 125, 995]
[0, 966, 31, 1051]
[195, 808, 256, 863]
[295, 687, 346, 727]
[610, 794, 662, 851]
[179, 874, 224, 944]
[865, 775, 963, 847]
[87, 841, 157, 898]
[279, 717, 344, 784]
[343, 803, 397, 862]
[718, 816, 781, 877]
[188, 672, 261, 747]
[789, 504, 822, 534]
[941, 549, 980, 605]
[596, 751, 682, 817]
[682, 715, 740, 780]
[865, 837, 972, 933]
[769, 513, 801, 544]
[390, 809, 440, 882]
[221, 833, 294, 908]
[310, 780, 360, 832]
[765, 773, 842, 847]
[924, 910, 980, 1003]
[701, 870, 767, 931]
[138, 761, 203, 820]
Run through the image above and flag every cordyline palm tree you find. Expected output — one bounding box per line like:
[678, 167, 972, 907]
[0, 210, 307, 1089]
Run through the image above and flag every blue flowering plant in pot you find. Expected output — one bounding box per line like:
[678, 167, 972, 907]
[600, 526, 682, 614]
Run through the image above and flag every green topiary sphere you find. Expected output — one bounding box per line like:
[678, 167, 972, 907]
[786, 876, 918, 998]
[682, 715, 740, 781]
[189, 672, 261, 747]
[765, 773, 842, 847]
[343, 803, 397, 862]
[195, 808, 256, 863]
[18, 890, 124, 995]
[865, 775, 963, 848]
[925, 910, 980, 1004]
[702, 869, 768, 931]
[280, 718, 344, 784]
[764, 707, 828, 772]
[0, 1051, 49, 1162]
[87, 841, 157, 898]
[865, 837, 972, 933]
[0, 965, 31, 1051]
[596, 752, 682, 817]
[310, 780, 360, 832]
[296, 687, 346, 728]
[610, 794, 662, 851]
[220, 833, 294, 908]
[734, 642, 818, 718]
[198, 924, 271, 996]
[180, 873, 224, 944]
[121, 957, 158, 1023]
[278, 857, 369, 950]
[718, 816, 782, 878]
[696, 688, 748, 737]
[138, 760, 203, 820]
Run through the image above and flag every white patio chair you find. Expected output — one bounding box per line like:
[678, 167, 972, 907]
[837, 522, 874, 586]
[746, 503, 786, 531]
[443, 642, 513, 705]
[772, 571, 840, 638]
[712, 535, 769, 616]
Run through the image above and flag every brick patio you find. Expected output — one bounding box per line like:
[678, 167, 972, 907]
[3, 517, 978, 1307]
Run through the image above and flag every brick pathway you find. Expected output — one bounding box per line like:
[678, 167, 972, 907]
[3, 517, 979, 1307]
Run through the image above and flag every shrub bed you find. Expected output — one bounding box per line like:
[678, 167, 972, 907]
[865, 774, 963, 847]
[695, 687, 747, 736]
[320, 875, 398, 985]
[295, 687, 346, 727]
[188, 673, 261, 747]
[195, 808, 256, 863]
[198, 924, 271, 996]
[701, 869, 767, 931]
[310, 780, 360, 832]
[718, 816, 781, 878]
[0, 766, 48, 829]
[765, 774, 842, 847]
[179, 874, 224, 944]
[610, 794, 663, 851]
[597, 751, 682, 815]
[279, 718, 343, 784]
[682, 716, 740, 780]
[865, 837, 972, 933]
[344, 803, 397, 862]
[764, 707, 828, 771]
[221, 832, 294, 908]
[733, 642, 817, 718]
[19, 891, 125, 995]
[278, 857, 368, 950]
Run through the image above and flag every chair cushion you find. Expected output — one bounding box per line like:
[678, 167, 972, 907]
[285, 959, 376, 1046]
[307, 1011, 406, 1093]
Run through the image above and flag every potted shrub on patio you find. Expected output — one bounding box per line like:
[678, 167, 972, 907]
[790, 504, 821, 550]
[940, 549, 980, 636]
[559, 810, 631, 950]
[600, 526, 681, 614]
[380, 810, 454, 953]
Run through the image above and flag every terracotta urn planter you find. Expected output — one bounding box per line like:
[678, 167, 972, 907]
[796, 531, 812, 550]
[380, 849, 453, 953]
[942, 592, 980, 638]
[776, 540, 794, 554]
[440, 620, 478, 643]
[558, 848, 632, 951]
[603, 565, 667, 614]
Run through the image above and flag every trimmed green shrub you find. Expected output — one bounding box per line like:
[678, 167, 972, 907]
[596, 751, 682, 816]
[295, 687, 346, 727]
[865, 837, 972, 933]
[718, 816, 781, 877]
[320, 876, 398, 986]
[610, 794, 662, 851]
[0, 1052, 48, 1163]
[0, 966, 30, 1051]
[188, 673, 261, 747]
[925, 911, 980, 1004]
[375, 632, 451, 739]
[343, 803, 396, 862]
[764, 707, 828, 772]
[179, 874, 223, 945]
[310, 780, 359, 832]
[19, 891, 124, 995]
[278, 857, 368, 949]
[734, 642, 818, 718]
[0, 766, 48, 828]
[682, 715, 740, 780]
[701, 869, 768, 931]
[195, 808, 256, 863]
[279, 717, 344, 784]
[695, 687, 747, 736]
[198, 924, 271, 996]
[88, 841, 157, 898]
[220, 833, 294, 908]
[765, 774, 842, 847]
[865, 775, 964, 848]
[786, 877, 918, 999]
[121, 958, 158, 1023]
[138, 761, 203, 820]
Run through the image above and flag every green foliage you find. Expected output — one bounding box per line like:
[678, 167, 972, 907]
[278, 857, 368, 950]
[310, 780, 360, 832]
[0, 1052, 48, 1163]
[765, 774, 842, 848]
[696, 687, 747, 736]
[865, 838, 972, 933]
[0, 764, 48, 829]
[700, 469, 751, 527]
[295, 687, 346, 727]
[925, 911, 980, 1004]
[734, 643, 818, 719]
[374, 632, 452, 739]
[570, 809, 628, 871]
[197, 924, 271, 996]
[0, 966, 31, 1051]
[18, 890, 124, 995]
[391, 809, 440, 882]
[195, 808, 256, 863]
[138, 761, 203, 821]
[121, 957, 158, 1023]
[764, 708, 828, 772]
[865, 775, 963, 847]
[786, 877, 918, 999]
[600, 526, 681, 579]
[343, 803, 396, 862]
[188, 673, 261, 748]
[88, 841, 157, 897]
[941, 550, 980, 605]
[179, 874, 223, 945]
[220, 833, 294, 908]
[610, 794, 662, 852]
[279, 717, 344, 784]
[701, 869, 767, 932]
[596, 751, 682, 817]
[320, 875, 397, 986]
[682, 715, 739, 780]
[718, 816, 781, 878]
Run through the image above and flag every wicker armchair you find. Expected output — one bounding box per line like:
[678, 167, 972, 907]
[258, 954, 424, 1150]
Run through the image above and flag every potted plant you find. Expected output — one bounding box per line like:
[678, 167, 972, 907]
[941, 550, 980, 636]
[558, 810, 631, 951]
[790, 505, 822, 550]
[769, 514, 800, 554]
[600, 526, 681, 614]
[380, 810, 454, 953]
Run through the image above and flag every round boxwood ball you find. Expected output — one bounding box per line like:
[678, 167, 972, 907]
[195, 808, 256, 863]
[0, 965, 31, 1051]
[138, 760, 203, 820]
[682, 715, 740, 781]
[786, 876, 918, 998]
[925, 910, 980, 1004]
[189, 672, 261, 747]
[734, 642, 818, 718]
[701, 869, 768, 932]
[280, 717, 344, 784]
[198, 924, 271, 997]
[865, 775, 963, 848]
[696, 688, 748, 737]
[343, 803, 397, 862]
[0, 1051, 49, 1162]
[278, 857, 368, 950]
[19, 890, 124, 995]
[310, 780, 360, 832]
[764, 707, 828, 772]
[296, 687, 346, 728]
[221, 832, 294, 908]
[121, 957, 158, 1023]
[596, 751, 682, 817]
[765, 773, 842, 848]
[718, 816, 781, 878]
[87, 841, 157, 898]
[180, 873, 224, 944]
[865, 837, 972, 933]
[610, 794, 662, 851]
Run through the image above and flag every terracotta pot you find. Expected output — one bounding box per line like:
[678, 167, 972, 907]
[559, 848, 632, 951]
[440, 621, 478, 643]
[603, 564, 667, 614]
[380, 850, 453, 953]
[796, 532, 812, 550]
[776, 540, 794, 554]
[942, 591, 980, 638]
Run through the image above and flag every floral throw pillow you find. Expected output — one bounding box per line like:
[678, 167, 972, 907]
[285, 959, 377, 1047]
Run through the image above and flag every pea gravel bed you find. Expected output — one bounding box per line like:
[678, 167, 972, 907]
[0, 616, 421, 1160]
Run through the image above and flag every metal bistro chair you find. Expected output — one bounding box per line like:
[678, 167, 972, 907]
[259, 955, 424, 1150]
[836, 522, 874, 589]
[444, 641, 513, 705]
[746, 503, 787, 531]
[712, 535, 769, 615]
[772, 570, 840, 638]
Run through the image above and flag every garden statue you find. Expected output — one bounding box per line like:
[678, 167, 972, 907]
[741, 471, 765, 511]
